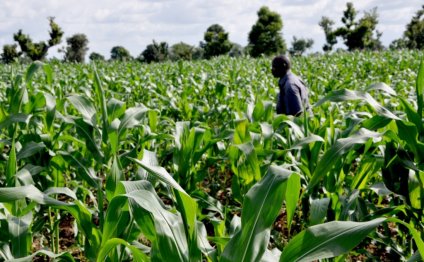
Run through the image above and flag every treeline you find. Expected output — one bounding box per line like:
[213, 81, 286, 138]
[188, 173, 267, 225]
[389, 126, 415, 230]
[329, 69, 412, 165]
[1, 3, 423, 64]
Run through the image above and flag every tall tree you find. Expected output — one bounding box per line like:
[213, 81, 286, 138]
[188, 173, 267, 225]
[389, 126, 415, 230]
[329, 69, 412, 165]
[110, 46, 132, 61]
[141, 40, 169, 63]
[170, 42, 194, 61]
[202, 24, 232, 59]
[247, 6, 286, 57]
[392, 5, 424, 49]
[319, 2, 383, 51]
[89, 52, 105, 61]
[319, 16, 337, 52]
[13, 17, 63, 61]
[63, 34, 89, 63]
[1, 44, 20, 64]
[289, 37, 314, 56]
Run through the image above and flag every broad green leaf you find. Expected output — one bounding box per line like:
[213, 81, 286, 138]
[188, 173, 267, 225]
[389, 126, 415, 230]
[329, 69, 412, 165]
[127, 189, 189, 261]
[0, 114, 32, 130]
[118, 106, 149, 135]
[105, 155, 123, 201]
[92, 66, 109, 144]
[97, 238, 149, 262]
[8, 213, 32, 258]
[279, 218, 386, 262]
[416, 58, 424, 118]
[221, 166, 292, 262]
[130, 157, 186, 193]
[25, 61, 43, 89]
[366, 82, 397, 96]
[6, 138, 17, 186]
[107, 98, 125, 121]
[314, 89, 399, 120]
[308, 128, 381, 190]
[67, 95, 97, 126]
[285, 173, 301, 231]
[16, 142, 45, 160]
[289, 134, 324, 150]
[8, 249, 75, 262]
[309, 198, 330, 226]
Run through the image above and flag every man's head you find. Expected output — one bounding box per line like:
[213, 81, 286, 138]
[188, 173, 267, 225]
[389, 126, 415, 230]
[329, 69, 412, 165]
[272, 55, 291, 78]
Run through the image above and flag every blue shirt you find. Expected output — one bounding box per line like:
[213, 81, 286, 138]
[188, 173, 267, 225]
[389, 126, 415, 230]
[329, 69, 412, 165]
[276, 71, 311, 116]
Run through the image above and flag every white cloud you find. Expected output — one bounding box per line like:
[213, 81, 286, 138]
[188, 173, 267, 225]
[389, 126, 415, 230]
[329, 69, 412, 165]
[0, 0, 422, 58]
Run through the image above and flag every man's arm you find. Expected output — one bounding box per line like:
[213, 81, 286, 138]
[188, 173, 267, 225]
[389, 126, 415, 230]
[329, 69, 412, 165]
[284, 85, 303, 116]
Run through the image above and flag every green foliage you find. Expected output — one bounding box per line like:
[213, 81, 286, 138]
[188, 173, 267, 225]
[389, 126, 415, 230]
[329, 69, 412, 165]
[0, 51, 423, 261]
[13, 17, 63, 61]
[320, 2, 383, 51]
[110, 46, 132, 61]
[63, 34, 89, 63]
[319, 16, 337, 51]
[392, 5, 424, 49]
[89, 52, 105, 61]
[140, 40, 169, 63]
[289, 36, 314, 56]
[248, 6, 286, 57]
[1, 44, 20, 64]
[202, 24, 232, 59]
[170, 42, 194, 61]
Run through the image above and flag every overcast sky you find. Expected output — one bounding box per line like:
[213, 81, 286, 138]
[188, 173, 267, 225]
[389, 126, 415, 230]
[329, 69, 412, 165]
[0, 0, 422, 58]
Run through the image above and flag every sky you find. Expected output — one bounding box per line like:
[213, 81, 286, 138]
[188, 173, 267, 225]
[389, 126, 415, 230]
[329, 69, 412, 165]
[0, 0, 422, 59]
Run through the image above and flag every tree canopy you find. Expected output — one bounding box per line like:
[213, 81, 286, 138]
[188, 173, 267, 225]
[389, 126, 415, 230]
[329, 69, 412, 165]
[247, 6, 286, 57]
[110, 46, 132, 61]
[202, 24, 232, 59]
[141, 40, 169, 63]
[63, 34, 89, 63]
[320, 2, 383, 51]
[13, 17, 63, 61]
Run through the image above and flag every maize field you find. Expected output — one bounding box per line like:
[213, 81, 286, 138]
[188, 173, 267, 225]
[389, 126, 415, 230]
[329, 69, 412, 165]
[0, 50, 423, 261]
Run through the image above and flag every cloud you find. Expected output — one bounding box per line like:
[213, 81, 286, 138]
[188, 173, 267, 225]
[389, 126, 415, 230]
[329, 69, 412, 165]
[0, 0, 422, 58]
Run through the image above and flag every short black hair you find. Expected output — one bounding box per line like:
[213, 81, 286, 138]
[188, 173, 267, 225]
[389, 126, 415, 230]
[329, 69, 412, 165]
[272, 55, 291, 71]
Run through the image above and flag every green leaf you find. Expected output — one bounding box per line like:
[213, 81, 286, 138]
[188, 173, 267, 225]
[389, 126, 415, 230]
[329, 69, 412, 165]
[6, 138, 17, 186]
[8, 249, 75, 262]
[118, 106, 148, 136]
[416, 58, 424, 118]
[9, 213, 32, 258]
[67, 95, 97, 126]
[127, 189, 189, 261]
[25, 61, 43, 89]
[308, 128, 381, 190]
[221, 166, 292, 262]
[309, 198, 330, 226]
[285, 173, 301, 231]
[97, 238, 149, 262]
[16, 142, 45, 160]
[279, 218, 386, 262]
[315, 89, 399, 120]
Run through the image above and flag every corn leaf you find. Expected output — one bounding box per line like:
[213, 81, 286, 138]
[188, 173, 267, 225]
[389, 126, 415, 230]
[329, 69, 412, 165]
[279, 218, 386, 262]
[221, 166, 292, 262]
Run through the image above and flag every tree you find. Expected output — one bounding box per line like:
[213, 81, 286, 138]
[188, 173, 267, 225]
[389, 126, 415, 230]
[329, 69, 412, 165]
[89, 52, 105, 61]
[170, 42, 194, 61]
[1, 44, 20, 64]
[13, 17, 63, 61]
[392, 5, 424, 49]
[319, 2, 383, 51]
[247, 6, 286, 57]
[63, 34, 89, 63]
[140, 40, 169, 63]
[289, 37, 314, 56]
[201, 24, 232, 59]
[110, 46, 132, 61]
[319, 17, 337, 51]
[228, 43, 244, 57]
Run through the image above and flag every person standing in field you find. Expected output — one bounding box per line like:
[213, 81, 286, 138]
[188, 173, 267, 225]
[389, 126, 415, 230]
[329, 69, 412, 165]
[271, 55, 311, 116]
